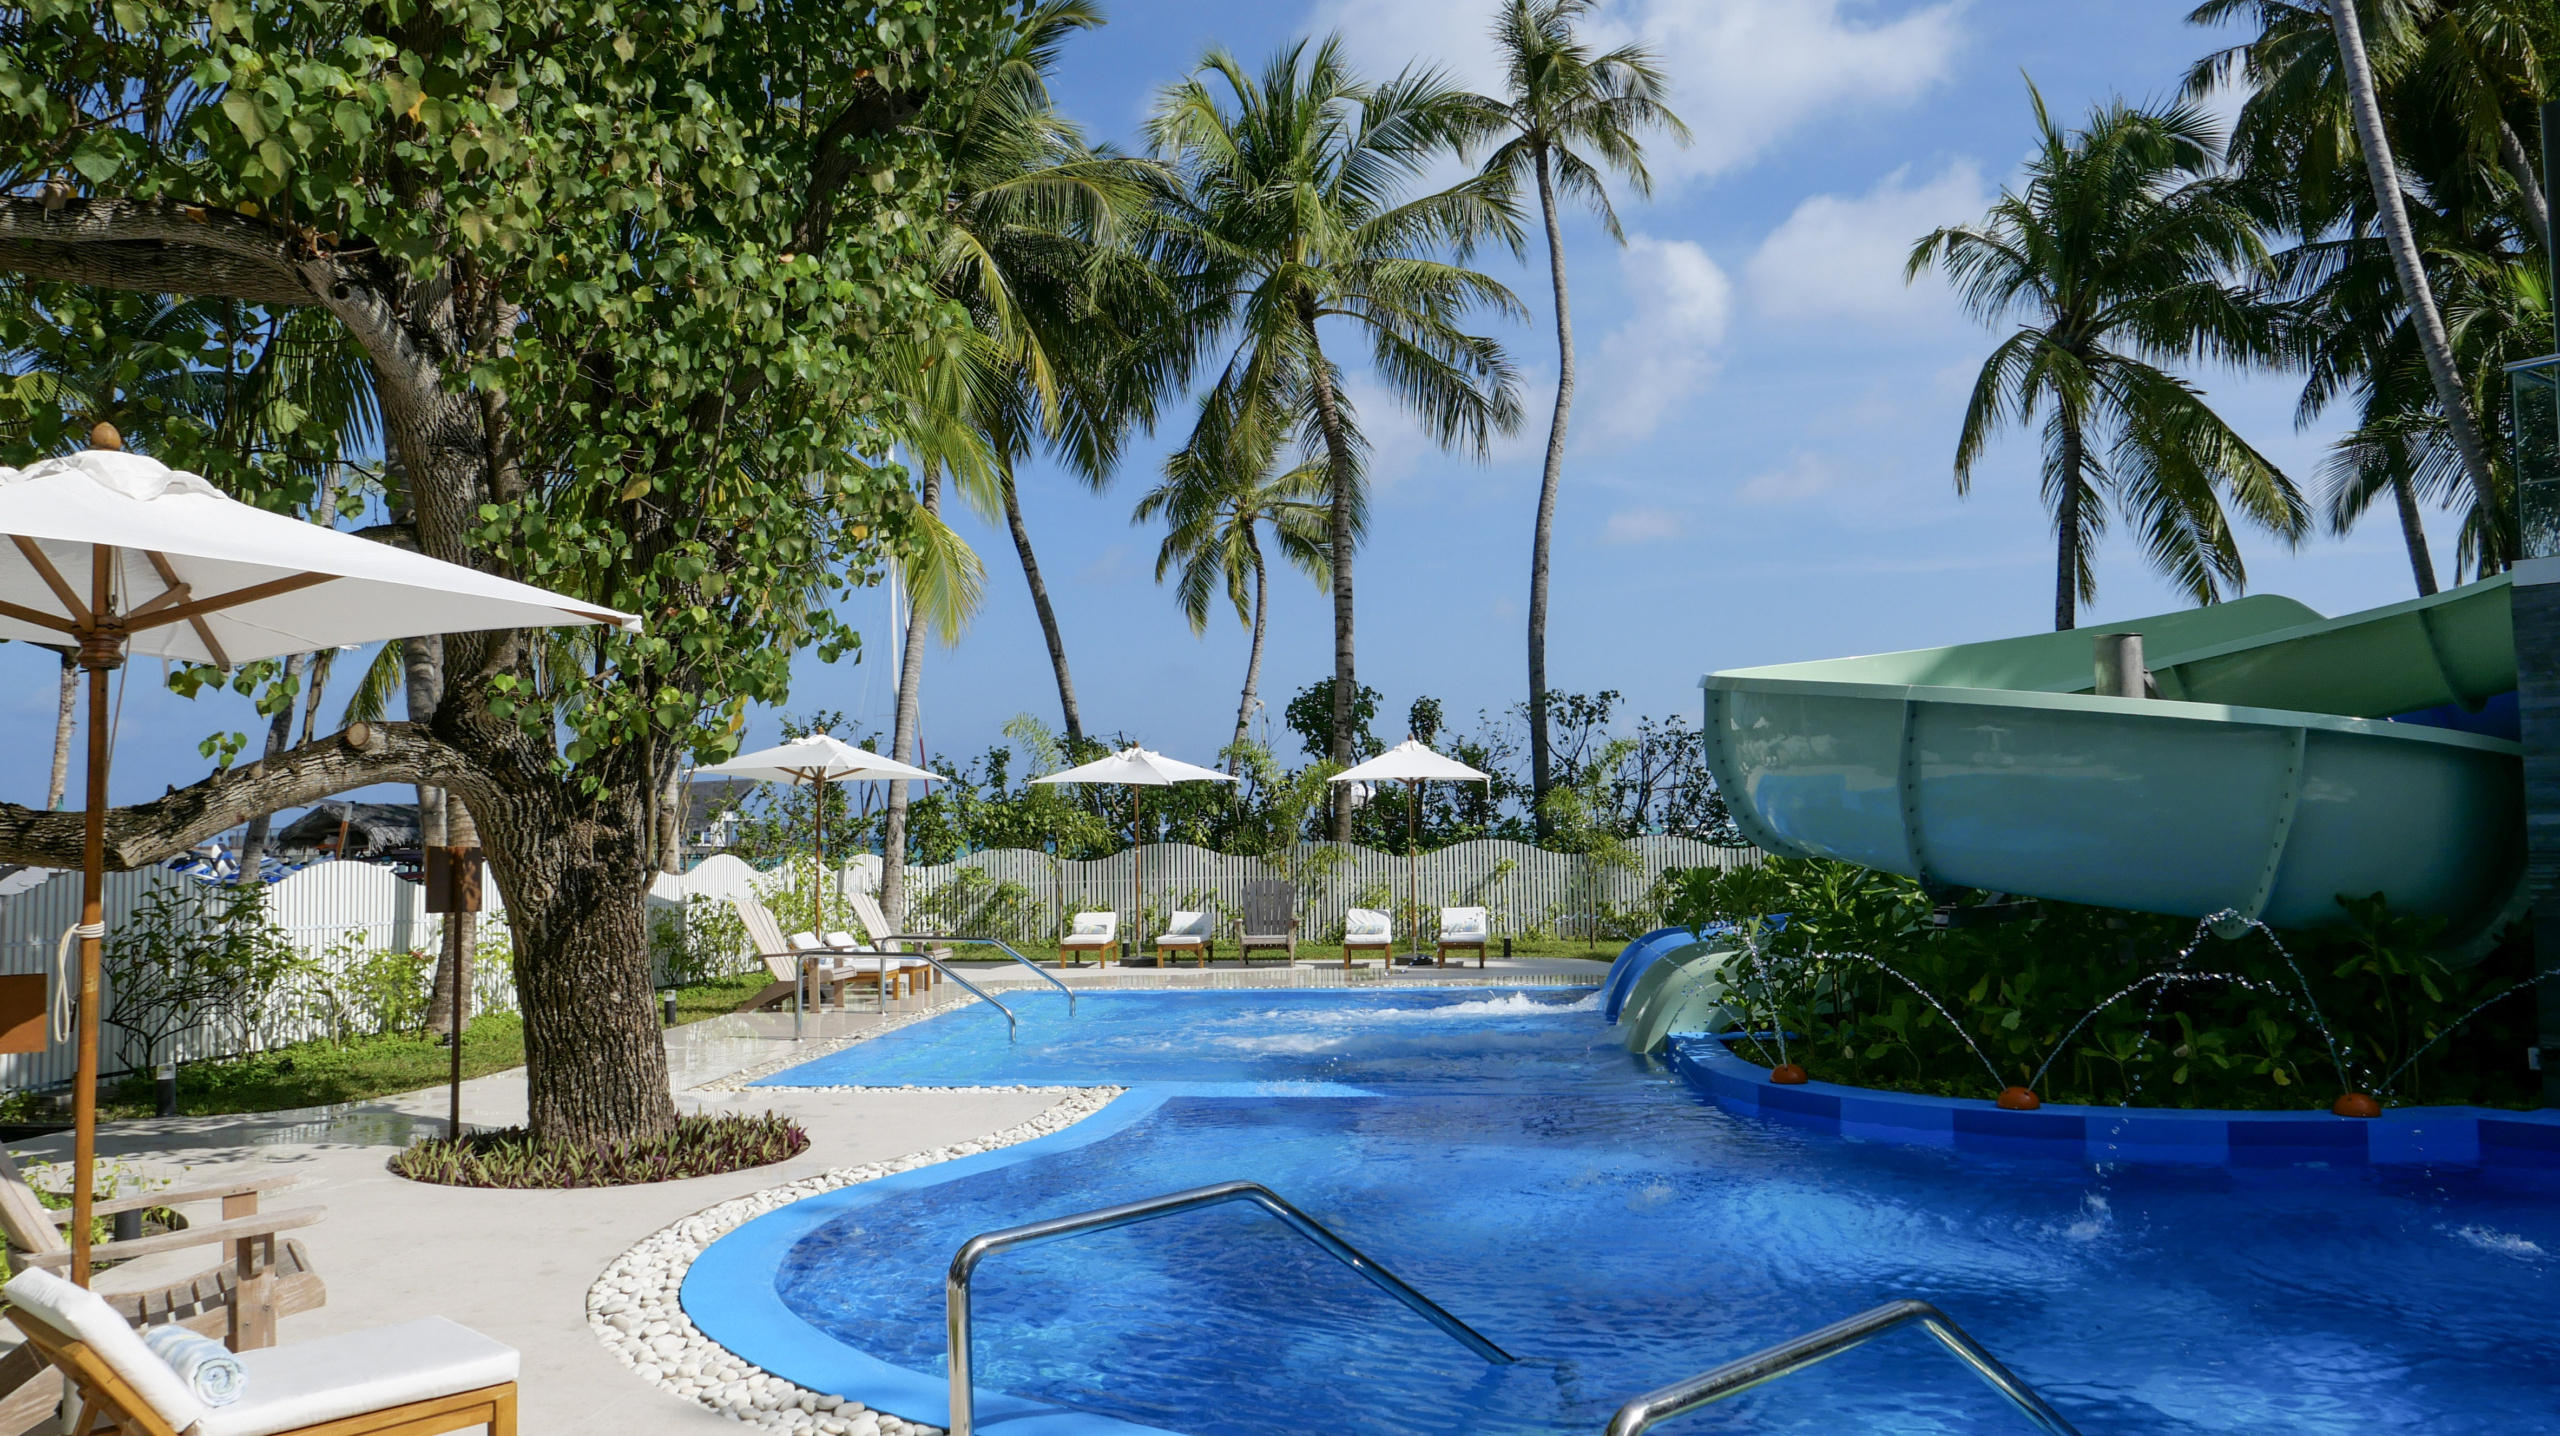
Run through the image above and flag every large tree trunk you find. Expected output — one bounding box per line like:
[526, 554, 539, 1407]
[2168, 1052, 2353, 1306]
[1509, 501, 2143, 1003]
[2055, 413, 2087, 631]
[235, 651, 310, 883]
[2395, 470, 2440, 595]
[46, 650, 74, 811]
[1232, 528, 1270, 772]
[1527, 144, 1575, 844]
[2499, 118, 2551, 253]
[999, 470, 1084, 749]
[1300, 300, 1360, 840]
[659, 762, 686, 875]
[2329, 0, 2502, 541]
[880, 469, 939, 932]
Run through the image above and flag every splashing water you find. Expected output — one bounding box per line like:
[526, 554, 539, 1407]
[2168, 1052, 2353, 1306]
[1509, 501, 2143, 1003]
[2377, 967, 2560, 1098]
[1825, 949, 2007, 1093]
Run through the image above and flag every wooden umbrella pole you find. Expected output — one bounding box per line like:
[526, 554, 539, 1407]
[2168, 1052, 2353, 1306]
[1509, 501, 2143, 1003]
[446, 911, 464, 1139]
[1132, 787, 1143, 962]
[1409, 779, 1419, 967]
[70, 545, 117, 1288]
[812, 774, 825, 935]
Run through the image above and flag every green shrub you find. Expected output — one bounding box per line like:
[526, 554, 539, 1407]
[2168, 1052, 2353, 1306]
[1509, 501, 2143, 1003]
[908, 868, 1045, 943]
[1664, 857, 2539, 1109]
[387, 1112, 808, 1188]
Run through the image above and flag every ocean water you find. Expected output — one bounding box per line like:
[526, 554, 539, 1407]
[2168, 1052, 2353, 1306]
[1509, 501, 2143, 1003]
[745, 988, 2560, 1435]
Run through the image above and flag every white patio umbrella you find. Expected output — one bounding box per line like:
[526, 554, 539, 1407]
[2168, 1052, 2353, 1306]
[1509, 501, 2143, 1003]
[1331, 740, 1490, 966]
[695, 733, 936, 933]
[1032, 746, 1237, 960]
[0, 431, 639, 1286]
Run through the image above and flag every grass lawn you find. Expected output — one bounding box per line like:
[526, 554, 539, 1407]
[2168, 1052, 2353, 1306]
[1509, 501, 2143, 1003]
[102, 1013, 528, 1120]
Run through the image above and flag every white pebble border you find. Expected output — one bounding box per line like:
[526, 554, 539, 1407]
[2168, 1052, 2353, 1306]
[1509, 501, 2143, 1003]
[585, 1085, 1123, 1433]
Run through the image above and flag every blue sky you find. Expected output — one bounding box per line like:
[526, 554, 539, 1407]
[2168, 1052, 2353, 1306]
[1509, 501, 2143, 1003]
[1, 0, 2477, 811]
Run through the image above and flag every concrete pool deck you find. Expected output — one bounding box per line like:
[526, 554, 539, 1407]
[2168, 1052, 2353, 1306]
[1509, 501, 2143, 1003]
[0, 958, 1609, 1436]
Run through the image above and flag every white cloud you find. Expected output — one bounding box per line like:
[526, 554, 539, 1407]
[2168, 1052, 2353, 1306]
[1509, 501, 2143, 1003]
[1588, 233, 1732, 443]
[1736, 451, 1836, 505]
[1744, 161, 1991, 329]
[1600, 506, 1684, 544]
[1311, 0, 1966, 182]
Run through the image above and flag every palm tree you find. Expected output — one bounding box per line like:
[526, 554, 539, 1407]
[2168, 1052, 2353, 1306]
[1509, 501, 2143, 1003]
[2192, 0, 2550, 585]
[1134, 395, 1339, 768]
[1149, 38, 1525, 837]
[925, 0, 1183, 752]
[1469, 0, 1685, 840]
[1909, 90, 2309, 628]
[2191, 1, 2504, 531]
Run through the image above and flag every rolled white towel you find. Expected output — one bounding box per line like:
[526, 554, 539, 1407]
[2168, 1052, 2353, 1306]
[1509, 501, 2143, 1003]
[142, 1323, 245, 1406]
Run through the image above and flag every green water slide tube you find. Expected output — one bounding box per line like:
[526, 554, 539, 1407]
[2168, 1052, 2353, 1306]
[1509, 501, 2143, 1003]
[1701, 575, 2522, 944]
[1618, 944, 1739, 1054]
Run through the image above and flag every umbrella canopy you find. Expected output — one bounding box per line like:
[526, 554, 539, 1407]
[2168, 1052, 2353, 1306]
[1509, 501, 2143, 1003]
[698, 733, 937, 785]
[1330, 740, 1489, 786]
[0, 433, 636, 1289]
[1032, 747, 1234, 963]
[0, 450, 637, 667]
[1329, 741, 1489, 969]
[1031, 745, 1239, 788]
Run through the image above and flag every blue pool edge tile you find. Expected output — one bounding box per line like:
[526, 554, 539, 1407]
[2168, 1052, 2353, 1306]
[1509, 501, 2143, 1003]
[1664, 1037, 2560, 1174]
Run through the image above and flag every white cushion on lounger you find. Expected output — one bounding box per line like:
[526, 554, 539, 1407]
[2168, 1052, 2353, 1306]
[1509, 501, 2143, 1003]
[5, 1268, 206, 1432]
[194, 1317, 519, 1436]
[1438, 907, 1488, 940]
[1066, 912, 1117, 941]
[1157, 911, 1212, 942]
[1343, 908, 1392, 943]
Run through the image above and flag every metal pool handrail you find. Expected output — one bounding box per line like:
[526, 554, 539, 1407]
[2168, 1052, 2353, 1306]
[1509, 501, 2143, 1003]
[877, 933, 1076, 1013]
[1603, 1299, 2080, 1436]
[945, 1180, 1515, 1436]
[890, 950, 1017, 1041]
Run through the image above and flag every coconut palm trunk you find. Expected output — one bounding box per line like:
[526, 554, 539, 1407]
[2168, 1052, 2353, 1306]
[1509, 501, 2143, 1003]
[2394, 472, 2440, 595]
[2327, 0, 2500, 530]
[1526, 143, 1574, 841]
[2054, 417, 2088, 631]
[1233, 527, 1271, 767]
[881, 469, 940, 932]
[46, 650, 74, 811]
[1301, 300, 1361, 841]
[999, 470, 1086, 748]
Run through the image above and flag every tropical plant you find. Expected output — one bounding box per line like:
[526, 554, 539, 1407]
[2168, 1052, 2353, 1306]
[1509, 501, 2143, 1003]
[1147, 38, 1526, 836]
[1467, 0, 1687, 837]
[1909, 89, 2309, 629]
[1134, 391, 1337, 767]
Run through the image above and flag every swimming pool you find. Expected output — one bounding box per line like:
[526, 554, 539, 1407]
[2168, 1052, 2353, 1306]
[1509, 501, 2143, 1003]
[690, 988, 2560, 1436]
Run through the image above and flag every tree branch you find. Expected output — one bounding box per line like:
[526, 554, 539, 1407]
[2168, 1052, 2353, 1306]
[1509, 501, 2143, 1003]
[0, 723, 473, 871]
[0, 239, 314, 306]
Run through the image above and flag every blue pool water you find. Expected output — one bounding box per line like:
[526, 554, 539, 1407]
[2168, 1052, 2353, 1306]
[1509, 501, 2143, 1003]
[714, 989, 2560, 1436]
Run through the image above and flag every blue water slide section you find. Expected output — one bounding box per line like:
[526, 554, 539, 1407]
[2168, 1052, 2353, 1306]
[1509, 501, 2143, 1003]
[1603, 929, 1699, 1022]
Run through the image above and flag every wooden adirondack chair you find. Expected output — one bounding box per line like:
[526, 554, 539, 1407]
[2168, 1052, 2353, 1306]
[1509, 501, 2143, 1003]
[726, 897, 891, 1011]
[1235, 882, 1298, 966]
[6, 1268, 515, 1436]
[0, 1147, 327, 1436]
[845, 893, 944, 996]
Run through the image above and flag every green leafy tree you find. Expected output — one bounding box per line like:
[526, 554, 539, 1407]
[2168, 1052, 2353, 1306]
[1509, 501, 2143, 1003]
[1909, 88, 2308, 630]
[1148, 37, 1525, 837]
[0, 0, 1023, 1143]
[1467, 0, 1685, 839]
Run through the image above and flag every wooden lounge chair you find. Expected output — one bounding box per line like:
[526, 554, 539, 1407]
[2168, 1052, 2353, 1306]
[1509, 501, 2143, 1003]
[1341, 907, 1393, 972]
[844, 894, 948, 996]
[1058, 911, 1117, 967]
[6, 1267, 516, 1436]
[1436, 906, 1491, 968]
[725, 898, 887, 1012]
[0, 1147, 327, 1436]
[1152, 911, 1215, 968]
[1234, 882, 1297, 966]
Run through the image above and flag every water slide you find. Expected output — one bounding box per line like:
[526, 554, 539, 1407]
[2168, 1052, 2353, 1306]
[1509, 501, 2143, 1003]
[1699, 574, 2524, 953]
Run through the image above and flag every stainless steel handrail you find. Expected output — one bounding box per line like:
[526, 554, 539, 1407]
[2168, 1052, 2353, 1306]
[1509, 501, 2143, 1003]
[946, 1180, 1513, 1436]
[898, 950, 1017, 1040]
[1603, 1299, 2080, 1436]
[879, 933, 1076, 1013]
